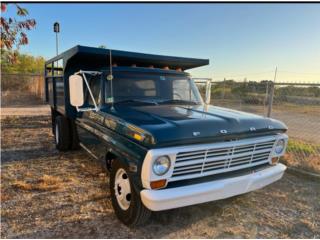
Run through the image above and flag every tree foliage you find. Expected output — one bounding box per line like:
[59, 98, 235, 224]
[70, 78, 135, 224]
[0, 3, 36, 62]
[1, 49, 45, 74]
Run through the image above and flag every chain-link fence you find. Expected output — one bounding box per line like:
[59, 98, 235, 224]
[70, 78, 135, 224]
[1, 73, 45, 99]
[195, 79, 320, 174]
[271, 82, 320, 174]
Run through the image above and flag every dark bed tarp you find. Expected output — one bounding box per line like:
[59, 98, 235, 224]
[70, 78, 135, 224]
[46, 45, 209, 72]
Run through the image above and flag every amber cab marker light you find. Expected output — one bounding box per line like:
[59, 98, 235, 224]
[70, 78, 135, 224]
[133, 133, 143, 141]
[150, 179, 167, 189]
[271, 157, 279, 165]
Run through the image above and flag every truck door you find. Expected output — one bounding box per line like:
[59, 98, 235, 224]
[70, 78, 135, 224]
[76, 77, 106, 161]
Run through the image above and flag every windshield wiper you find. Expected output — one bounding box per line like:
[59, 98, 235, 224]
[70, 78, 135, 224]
[114, 99, 158, 105]
[158, 99, 199, 105]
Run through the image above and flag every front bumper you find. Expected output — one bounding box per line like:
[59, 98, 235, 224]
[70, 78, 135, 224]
[140, 163, 286, 211]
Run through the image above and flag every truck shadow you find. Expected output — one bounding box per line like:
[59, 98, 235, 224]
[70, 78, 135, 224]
[1, 148, 58, 163]
[1, 114, 55, 163]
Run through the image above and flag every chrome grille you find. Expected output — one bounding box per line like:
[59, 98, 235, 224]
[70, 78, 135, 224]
[171, 140, 275, 181]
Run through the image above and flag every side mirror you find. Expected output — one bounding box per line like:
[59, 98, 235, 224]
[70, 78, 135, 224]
[69, 75, 84, 107]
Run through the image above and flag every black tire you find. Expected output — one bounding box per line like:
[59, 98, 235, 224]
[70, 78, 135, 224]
[69, 119, 80, 150]
[55, 116, 71, 151]
[110, 160, 151, 226]
[51, 107, 57, 135]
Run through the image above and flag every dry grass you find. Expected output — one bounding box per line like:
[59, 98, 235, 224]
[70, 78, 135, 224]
[12, 175, 63, 191]
[281, 139, 320, 174]
[283, 153, 320, 173]
[12, 180, 33, 191]
[1, 93, 320, 238]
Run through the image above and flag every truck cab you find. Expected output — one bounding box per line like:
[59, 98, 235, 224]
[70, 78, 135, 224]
[45, 45, 288, 226]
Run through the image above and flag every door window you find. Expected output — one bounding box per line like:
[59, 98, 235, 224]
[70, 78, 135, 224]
[88, 77, 101, 106]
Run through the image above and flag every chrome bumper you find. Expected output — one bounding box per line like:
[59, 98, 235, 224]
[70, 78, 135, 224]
[140, 163, 286, 211]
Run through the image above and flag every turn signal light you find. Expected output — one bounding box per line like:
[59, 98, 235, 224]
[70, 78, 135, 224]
[271, 157, 279, 165]
[150, 179, 167, 189]
[133, 133, 143, 141]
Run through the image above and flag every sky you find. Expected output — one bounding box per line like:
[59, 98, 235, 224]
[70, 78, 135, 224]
[3, 3, 320, 82]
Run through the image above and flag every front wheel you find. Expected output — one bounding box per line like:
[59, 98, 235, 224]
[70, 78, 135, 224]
[110, 160, 151, 226]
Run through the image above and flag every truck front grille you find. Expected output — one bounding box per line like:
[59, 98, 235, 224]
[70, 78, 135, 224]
[171, 139, 275, 181]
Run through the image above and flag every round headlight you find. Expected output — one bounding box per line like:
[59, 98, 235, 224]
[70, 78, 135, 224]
[275, 139, 285, 154]
[153, 156, 171, 176]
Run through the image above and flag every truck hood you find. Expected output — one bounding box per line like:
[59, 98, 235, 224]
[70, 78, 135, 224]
[107, 104, 287, 146]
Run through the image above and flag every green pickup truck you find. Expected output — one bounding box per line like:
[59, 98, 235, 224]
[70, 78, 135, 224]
[45, 45, 288, 226]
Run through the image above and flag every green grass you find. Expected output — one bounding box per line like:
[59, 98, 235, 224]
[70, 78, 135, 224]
[287, 139, 319, 156]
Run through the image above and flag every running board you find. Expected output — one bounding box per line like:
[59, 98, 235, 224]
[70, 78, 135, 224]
[79, 142, 99, 160]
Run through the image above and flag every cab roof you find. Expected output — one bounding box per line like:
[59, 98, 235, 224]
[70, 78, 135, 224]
[46, 45, 209, 71]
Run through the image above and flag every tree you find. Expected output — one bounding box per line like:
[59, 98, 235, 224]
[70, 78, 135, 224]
[1, 49, 45, 74]
[98, 45, 107, 49]
[0, 3, 36, 62]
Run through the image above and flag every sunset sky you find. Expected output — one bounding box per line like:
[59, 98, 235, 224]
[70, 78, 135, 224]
[3, 3, 320, 83]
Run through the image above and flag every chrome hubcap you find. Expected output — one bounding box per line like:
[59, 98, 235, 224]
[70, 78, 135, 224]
[114, 168, 131, 210]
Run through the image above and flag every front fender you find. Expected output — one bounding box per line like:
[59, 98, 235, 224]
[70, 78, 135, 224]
[90, 121, 148, 189]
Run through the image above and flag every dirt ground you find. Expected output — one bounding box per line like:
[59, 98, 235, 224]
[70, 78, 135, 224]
[1, 93, 320, 238]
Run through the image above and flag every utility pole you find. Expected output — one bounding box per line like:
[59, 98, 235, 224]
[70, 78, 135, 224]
[267, 67, 277, 117]
[273, 67, 278, 83]
[54, 22, 60, 55]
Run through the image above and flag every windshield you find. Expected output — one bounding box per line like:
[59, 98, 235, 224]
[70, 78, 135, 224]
[105, 72, 203, 105]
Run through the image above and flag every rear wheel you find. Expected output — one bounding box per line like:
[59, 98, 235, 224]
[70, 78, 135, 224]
[51, 108, 57, 135]
[54, 116, 71, 151]
[69, 119, 80, 150]
[110, 160, 151, 226]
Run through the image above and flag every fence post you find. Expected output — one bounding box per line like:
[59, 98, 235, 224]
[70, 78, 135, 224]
[267, 81, 274, 117]
[205, 79, 212, 105]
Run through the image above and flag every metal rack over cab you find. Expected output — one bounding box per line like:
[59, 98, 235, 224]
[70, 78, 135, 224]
[45, 45, 288, 226]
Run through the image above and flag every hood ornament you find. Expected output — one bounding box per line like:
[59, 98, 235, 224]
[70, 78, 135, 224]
[250, 127, 256, 131]
[220, 130, 228, 134]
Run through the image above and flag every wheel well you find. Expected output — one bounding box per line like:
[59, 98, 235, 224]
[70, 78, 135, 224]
[105, 151, 117, 171]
